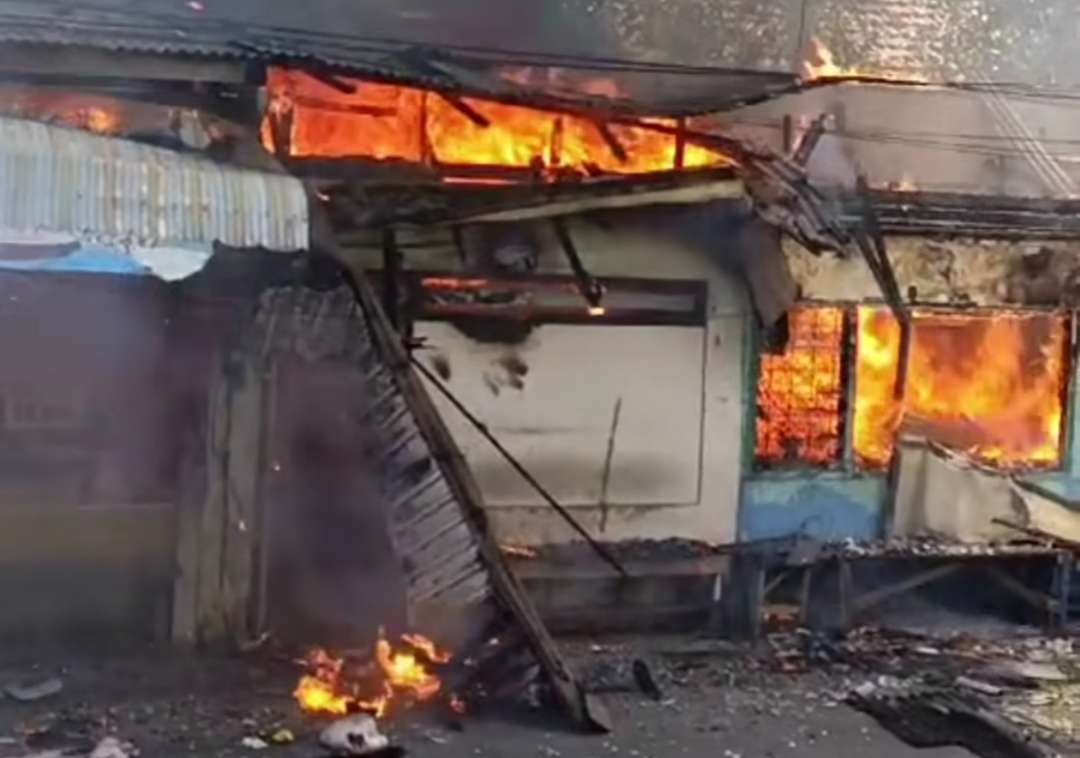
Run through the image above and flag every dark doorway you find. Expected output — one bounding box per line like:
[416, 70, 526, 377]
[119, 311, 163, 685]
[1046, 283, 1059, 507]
[265, 359, 408, 646]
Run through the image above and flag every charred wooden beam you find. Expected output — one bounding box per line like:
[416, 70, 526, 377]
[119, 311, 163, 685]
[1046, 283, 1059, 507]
[856, 175, 910, 399]
[438, 93, 491, 128]
[792, 114, 827, 166]
[782, 114, 794, 155]
[593, 121, 629, 164]
[674, 118, 687, 170]
[382, 229, 403, 330]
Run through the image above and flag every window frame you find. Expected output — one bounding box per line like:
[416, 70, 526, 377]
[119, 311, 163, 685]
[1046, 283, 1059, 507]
[748, 302, 1076, 477]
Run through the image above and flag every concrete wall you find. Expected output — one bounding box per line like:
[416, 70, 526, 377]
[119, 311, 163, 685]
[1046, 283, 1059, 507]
[369, 205, 752, 546]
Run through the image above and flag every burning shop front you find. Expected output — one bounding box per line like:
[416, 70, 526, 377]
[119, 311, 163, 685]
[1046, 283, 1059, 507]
[0, 109, 608, 732]
[262, 64, 789, 562]
[0, 3, 806, 735]
[743, 230, 1080, 543]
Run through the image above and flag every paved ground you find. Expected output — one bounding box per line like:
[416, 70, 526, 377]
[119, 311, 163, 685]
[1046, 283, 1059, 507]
[0, 635, 970, 758]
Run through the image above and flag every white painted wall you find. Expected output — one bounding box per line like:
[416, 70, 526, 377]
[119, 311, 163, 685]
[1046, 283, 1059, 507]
[417, 321, 706, 508]
[394, 207, 750, 546]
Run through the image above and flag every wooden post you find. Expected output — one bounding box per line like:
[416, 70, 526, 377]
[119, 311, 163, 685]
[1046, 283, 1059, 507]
[221, 353, 267, 643]
[782, 114, 794, 155]
[172, 349, 268, 647]
[382, 229, 403, 331]
[194, 353, 231, 644]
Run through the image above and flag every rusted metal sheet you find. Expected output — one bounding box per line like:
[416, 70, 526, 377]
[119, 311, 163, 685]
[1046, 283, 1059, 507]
[0, 117, 308, 252]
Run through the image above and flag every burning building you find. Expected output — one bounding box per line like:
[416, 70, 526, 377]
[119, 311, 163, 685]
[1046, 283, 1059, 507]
[0, 8, 1079, 757]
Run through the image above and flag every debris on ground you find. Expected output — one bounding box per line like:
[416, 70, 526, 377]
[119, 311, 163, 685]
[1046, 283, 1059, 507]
[319, 714, 390, 756]
[792, 626, 1079, 755]
[88, 737, 137, 758]
[632, 660, 663, 701]
[241, 736, 269, 750]
[4, 679, 63, 703]
[269, 728, 294, 745]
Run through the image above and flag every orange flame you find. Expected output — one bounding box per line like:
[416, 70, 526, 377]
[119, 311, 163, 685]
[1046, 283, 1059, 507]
[401, 633, 452, 665]
[294, 675, 353, 716]
[800, 38, 929, 84]
[294, 633, 453, 719]
[854, 308, 1067, 469]
[500, 543, 539, 559]
[755, 307, 845, 467]
[376, 636, 443, 701]
[262, 68, 731, 177]
[801, 38, 860, 81]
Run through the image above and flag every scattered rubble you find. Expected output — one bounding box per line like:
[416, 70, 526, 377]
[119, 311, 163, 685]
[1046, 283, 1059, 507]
[88, 737, 136, 758]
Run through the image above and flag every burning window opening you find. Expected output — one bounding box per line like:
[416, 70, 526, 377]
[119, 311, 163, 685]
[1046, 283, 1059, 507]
[261, 68, 732, 178]
[854, 307, 1069, 470]
[754, 306, 847, 468]
[294, 631, 455, 720]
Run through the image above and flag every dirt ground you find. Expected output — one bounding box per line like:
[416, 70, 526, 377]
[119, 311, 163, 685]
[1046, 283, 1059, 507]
[0, 635, 970, 758]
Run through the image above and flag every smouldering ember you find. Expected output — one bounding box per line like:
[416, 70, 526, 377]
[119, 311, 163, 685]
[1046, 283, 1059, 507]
[294, 632, 454, 719]
[261, 68, 732, 177]
[500, 543, 539, 559]
[854, 308, 1068, 469]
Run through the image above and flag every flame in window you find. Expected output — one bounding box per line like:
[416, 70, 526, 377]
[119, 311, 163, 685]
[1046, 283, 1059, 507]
[755, 307, 846, 467]
[854, 308, 1068, 469]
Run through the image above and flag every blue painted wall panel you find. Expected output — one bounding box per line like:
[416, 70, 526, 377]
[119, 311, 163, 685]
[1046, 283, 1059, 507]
[740, 475, 887, 542]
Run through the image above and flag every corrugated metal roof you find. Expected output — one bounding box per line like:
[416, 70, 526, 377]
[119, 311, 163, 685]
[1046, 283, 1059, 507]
[0, 116, 308, 251]
[0, 1, 797, 116]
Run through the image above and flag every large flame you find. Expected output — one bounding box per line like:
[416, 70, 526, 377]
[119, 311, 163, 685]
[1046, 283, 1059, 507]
[262, 68, 730, 177]
[854, 308, 1068, 469]
[294, 632, 452, 719]
[755, 307, 846, 467]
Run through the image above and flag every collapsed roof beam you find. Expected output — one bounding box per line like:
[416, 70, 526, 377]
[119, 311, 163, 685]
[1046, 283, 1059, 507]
[855, 175, 911, 400]
[593, 121, 628, 164]
[438, 93, 491, 128]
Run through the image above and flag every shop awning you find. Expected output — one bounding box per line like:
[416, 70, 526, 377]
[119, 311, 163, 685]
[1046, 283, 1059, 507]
[0, 116, 308, 253]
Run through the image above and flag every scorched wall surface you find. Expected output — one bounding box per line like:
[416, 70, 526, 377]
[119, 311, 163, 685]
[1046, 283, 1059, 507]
[358, 205, 749, 546]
